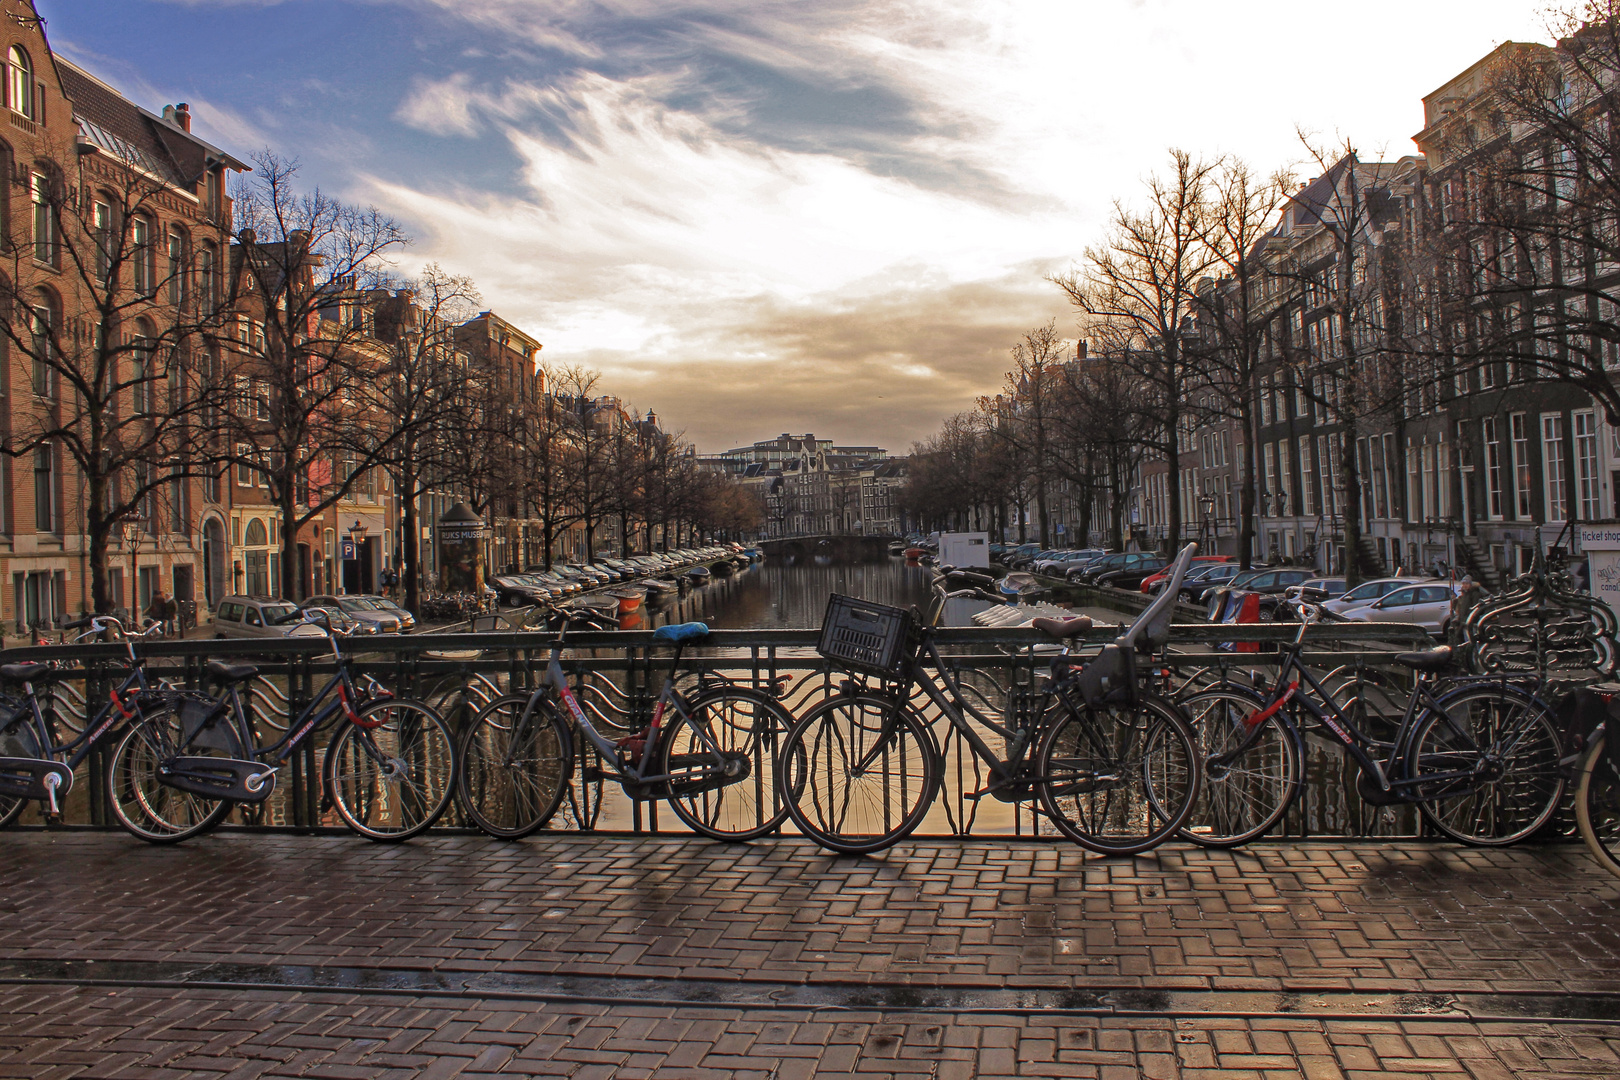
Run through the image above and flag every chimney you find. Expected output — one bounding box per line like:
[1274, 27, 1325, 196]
[175, 103, 191, 132]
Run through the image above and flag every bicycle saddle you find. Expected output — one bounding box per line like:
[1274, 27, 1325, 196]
[205, 660, 260, 684]
[1393, 645, 1454, 672]
[1031, 616, 1093, 640]
[0, 663, 57, 683]
[653, 622, 710, 644]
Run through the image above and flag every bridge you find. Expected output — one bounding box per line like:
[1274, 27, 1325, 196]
[758, 534, 898, 562]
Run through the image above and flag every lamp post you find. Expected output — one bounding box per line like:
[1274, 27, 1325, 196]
[348, 519, 368, 594]
[122, 514, 143, 619]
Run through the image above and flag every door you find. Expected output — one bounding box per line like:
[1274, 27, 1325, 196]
[172, 566, 195, 631]
[202, 519, 225, 607]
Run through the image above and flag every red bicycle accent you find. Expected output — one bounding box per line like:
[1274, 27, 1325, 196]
[1244, 682, 1299, 730]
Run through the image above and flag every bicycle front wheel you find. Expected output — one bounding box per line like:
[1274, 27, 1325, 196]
[780, 692, 939, 855]
[1178, 686, 1302, 848]
[106, 707, 233, 844]
[1575, 732, 1620, 877]
[327, 698, 456, 842]
[1407, 683, 1563, 846]
[1037, 693, 1199, 855]
[661, 688, 798, 841]
[457, 694, 571, 839]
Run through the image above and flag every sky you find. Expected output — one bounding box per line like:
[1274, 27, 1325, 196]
[42, 0, 1556, 454]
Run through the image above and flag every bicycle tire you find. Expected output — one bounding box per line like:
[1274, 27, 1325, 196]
[105, 707, 233, 844]
[780, 692, 939, 855]
[456, 694, 571, 839]
[326, 698, 456, 842]
[1177, 685, 1302, 849]
[1575, 732, 1620, 877]
[1036, 692, 1200, 855]
[1407, 682, 1563, 846]
[661, 687, 798, 841]
[0, 712, 47, 828]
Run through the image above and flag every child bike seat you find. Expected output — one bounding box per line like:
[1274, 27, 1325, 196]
[653, 622, 710, 644]
[1069, 542, 1198, 707]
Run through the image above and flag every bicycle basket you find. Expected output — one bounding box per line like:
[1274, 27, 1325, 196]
[817, 594, 915, 679]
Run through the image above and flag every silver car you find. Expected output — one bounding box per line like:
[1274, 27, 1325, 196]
[305, 594, 403, 634]
[213, 596, 324, 640]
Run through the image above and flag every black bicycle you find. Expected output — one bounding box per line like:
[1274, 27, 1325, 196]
[108, 609, 457, 843]
[778, 544, 1204, 856]
[1178, 605, 1564, 848]
[0, 616, 172, 828]
[456, 606, 798, 840]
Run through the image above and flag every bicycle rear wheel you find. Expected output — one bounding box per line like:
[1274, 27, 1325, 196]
[1575, 732, 1620, 877]
[1407, 683, 1563, 846]
[1178, 686, 1302, 848]
[457, 694, 571, 839]
[1037, 693, 1199, 855]
[661, 687, 798, 841]
[0, 710, 47, 828]
[106, 707, 233, 844]
[780, 692, 938, 855]
[327, 699, 456, 842]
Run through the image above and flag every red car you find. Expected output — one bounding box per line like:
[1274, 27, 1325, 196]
[1139, 554, 1234, 593]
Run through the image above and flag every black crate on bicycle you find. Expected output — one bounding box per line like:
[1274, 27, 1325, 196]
[817, 594, 916, 680]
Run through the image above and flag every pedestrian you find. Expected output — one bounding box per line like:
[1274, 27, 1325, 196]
[144, 589, 172, 635]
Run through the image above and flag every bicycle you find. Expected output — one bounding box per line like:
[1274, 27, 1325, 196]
[107, 608, 457, 843]
[777, 544, 1204, 856]
[1178, 604, 1564, 848]
[456, 606, 798, 840]
[0, 616, 174, 829]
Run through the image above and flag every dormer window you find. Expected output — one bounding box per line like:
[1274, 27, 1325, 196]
[8, 47, 32, 121]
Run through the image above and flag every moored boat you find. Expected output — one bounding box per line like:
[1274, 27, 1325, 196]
[904, 547, 927, 559]
[685, 565, 711, 584]
[643, 578, 680, 598]
[711, 560, 737, 576]
[997, 572, 1047, 602]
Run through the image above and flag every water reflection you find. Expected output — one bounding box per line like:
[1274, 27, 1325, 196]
[632, 557, 935, 631]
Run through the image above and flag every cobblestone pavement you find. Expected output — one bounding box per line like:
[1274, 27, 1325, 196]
[2, 832, 1620, 1077]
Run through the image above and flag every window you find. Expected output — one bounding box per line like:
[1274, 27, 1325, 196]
[1278, 440, 1291, 514]
[7, 47, 32, 121]
[31, 172, 53, 266]
[236, 444, 255, 487]
[32, 443, 52, 533]
[166, 228, 185, 306]
[1576, 410, 1599, 521]
[1542, 413, 1568, 521]
[1299, 436, 1315, 516]
[197, 243, 216, 314]
[1484, 417, 1504, 520]
[29, 294, 53, 397]
[1511, 412, 1533, 520]
[131, 217, 153, 296]
[130, 322, 152, 415]
[93, 200, 112, 283]
[1263, 442, 1276, 516]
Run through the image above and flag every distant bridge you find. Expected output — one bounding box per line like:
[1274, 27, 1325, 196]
[758, 535, 898, 562]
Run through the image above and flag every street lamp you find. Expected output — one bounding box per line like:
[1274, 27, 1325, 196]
[348, 519, 368, 593]
[122, 514, 143, 618]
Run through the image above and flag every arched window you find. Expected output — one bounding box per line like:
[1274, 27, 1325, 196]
[131, 317, 154, 415]
[197, 242, 216, 313]
[131, 216, 153, 295]
[243, 518, 271, 595]
[166, 226, 186, 306]
[8, 47, 32, 121]
[30, 287, 56, 397]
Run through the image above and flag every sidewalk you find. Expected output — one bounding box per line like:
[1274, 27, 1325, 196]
[2, 832, 1619, 1077]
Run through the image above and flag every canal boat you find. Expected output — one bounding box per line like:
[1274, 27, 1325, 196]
[685, 565, 712, 584]
[904, 547, 927, 560]
[997, 572, 1047, 602]
[567, 593, 619, 615]
[710, 560, 737, 576]
[643, 578, 680, 599]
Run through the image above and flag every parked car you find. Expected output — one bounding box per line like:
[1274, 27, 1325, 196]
[1274, 578, 1349, 620]
[213, 596, 324, 640]
[1139, 554, 1233, 593]
[1094, 556, 1169, 590]
[304, 594, 405, 634]
[1319, 577, 1425, 618]
[1001, 543, 1042, 567]
[1341, 580, 1462, 634]
[1182, 563, 1248, 603]
[296, 603, 375, 637]
[1070, 552, 1160, 585]
[362, 595, 417, 633]
[1158, 561, 1237, 597]
[1036, 548, 1107, 576]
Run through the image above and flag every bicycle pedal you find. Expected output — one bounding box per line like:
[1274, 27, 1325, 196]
[581, 766, 605, 782]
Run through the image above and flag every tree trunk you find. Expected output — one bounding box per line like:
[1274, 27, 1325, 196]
[280, 486, 299, 601]
[1239, 409, 1258, 570]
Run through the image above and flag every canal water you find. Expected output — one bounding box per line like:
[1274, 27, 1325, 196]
[621, 556, 936, 631]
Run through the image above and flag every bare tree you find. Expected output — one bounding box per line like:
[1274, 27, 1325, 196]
[1, 135, 235, 613]
[980, 322, 1065, 546]
[1052, 150, 1218, 551]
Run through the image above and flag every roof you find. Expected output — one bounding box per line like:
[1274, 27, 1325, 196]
[56, 58, 246, 191]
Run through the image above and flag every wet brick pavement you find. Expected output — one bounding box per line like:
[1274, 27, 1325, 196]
[2, 831, 1620, 1077]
